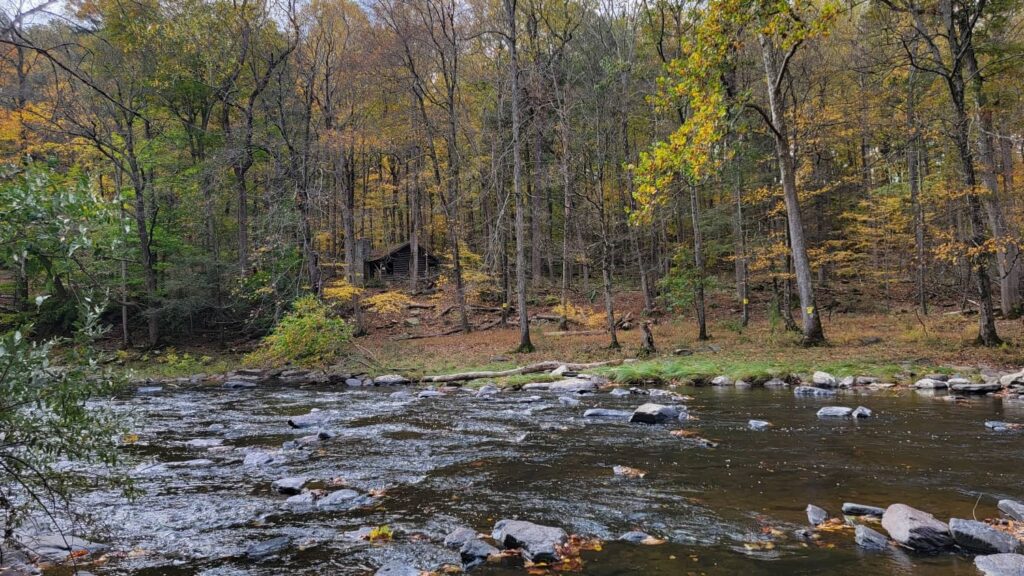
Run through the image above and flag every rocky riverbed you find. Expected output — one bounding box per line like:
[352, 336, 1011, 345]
[8, 368, 1024, 575]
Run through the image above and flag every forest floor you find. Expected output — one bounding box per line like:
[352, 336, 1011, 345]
[125, 286, 1024, 384]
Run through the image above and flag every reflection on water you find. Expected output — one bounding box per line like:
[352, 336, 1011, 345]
[63, 382, 1022, 575]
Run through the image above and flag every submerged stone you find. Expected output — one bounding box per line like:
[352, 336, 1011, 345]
[842, 503, 885, 517]
[817, 406, 853, 418]
[806, 504, 828, 526]
[949, 518, 1021, 554]
[794, 386, 836, 397]
[998, 499, 1024, 521]
[629, 403, 680, 424]
[246, 536, 291, 560]
[748, 419, 771, 431]
[854, 525, 889, 550]
[975, 553, 1024, 576]
[583, 408, 632, 419]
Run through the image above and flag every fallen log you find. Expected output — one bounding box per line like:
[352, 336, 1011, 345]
[406, 302, 436, 310]
[421, 359, 627, 383]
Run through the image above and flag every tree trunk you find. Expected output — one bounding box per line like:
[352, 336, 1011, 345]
[733, 168, 749, 326]
[505, 0, 533, 352]
[907, 69, 927, 315]
[531, 105, 544, 287]
[690, 183, 708, 340]
[759, 34, 824, 345]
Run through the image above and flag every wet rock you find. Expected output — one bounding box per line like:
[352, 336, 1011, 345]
[975, 553, 1024, 576]
[999, 370, 1024, 387]
[246, 536, 291, 560]
[418, 390, 445, 398]
[711, 375, 733, 386]
[19, 534, 108, 562]
[949, 518, 1021, 554]
[243, 450, 283, 467]
[444, 527, 478, 550]
[852, 406, 873, 418]
[165, 458, 215, 469]
[583, 408, 632, 419]
[912, 378, 948, 390]
[389, 390, 412, 399]
[507, 395, 543, 403]
[629, 403, 680, 424]
[558, 396, 581, 407]
[807, 504, 829, 526]
[881, 503, 953, 552]
[185, 438, 224, 449]
[951, 382, 1003, 393]
[817, 406, 854, 418]
[986, 421, 1018, 432]
[839, 376, 856, 388]
[551, 365, 570, 377]
[223, 380, 257, 389]
[374, 374, 411, 386]
[492, 519, 568, 562]
[316, 489, 365, 510]
[812, 371, 838, 387]
[375, 562, 422, 576]
[735, 379, 752, 388]
[748, 420, 771, 431]
[283, 491, 317, 508]
[523, 378, 597, 394]
[345, 378, 365, 387]
[460, 538, 500, 567]
[842, 503, 885, 517]
[619, 531, 653, 543]
[855, 525, 889, 550]
[998, 500, 1024, 521]
[136, 386, 163, 394]
[477, 384, 499, 396]
[287, 409, 334, 429]
[764, 378, 788, 388]
[271, 476, 307, 495]
[794, 386, 836, 397]
[609, 388, 630, 397]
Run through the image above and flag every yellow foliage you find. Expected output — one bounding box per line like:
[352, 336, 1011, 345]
[323, 278, 362, 303]
[363, 291, 411, 315]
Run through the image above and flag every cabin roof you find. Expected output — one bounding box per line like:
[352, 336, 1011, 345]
[366, 241, 438, 264]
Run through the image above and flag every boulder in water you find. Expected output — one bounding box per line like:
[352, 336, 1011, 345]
[460, 538, 500, 568]
[374, 561, 422, 576]
[444, 527, 478, 550]
[492, 519, 568, 562]
[629, 403, 680, 424]
[975, 553, 1024, 576]
[817, 406, 853, 418]
[558, 396, 581, 407]
[794, 386, 836, 397]
[949, 518, 1021, 554]
[374, 374, 411, 386]
[842, 503, 885, 517]
[583, 408, 632, 419]
[748, 420, 771, 431]
[881, 504, 953, 552]
[852, 406, 873, 418]
[998, 499, 1024, 521]
[812, 371, 837, 387]
[854, 525, 889, 550]
[246, 536, 292, 560]
[912, 378, 948, 390]
[271, 476, 307, 495]
[806, 504, 828, 526]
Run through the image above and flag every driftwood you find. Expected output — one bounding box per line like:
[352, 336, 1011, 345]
[406, 302, 436, 310]
[421, 359, 626, 383]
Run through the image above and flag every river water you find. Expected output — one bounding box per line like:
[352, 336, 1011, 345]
[60, 381, 1024, 575]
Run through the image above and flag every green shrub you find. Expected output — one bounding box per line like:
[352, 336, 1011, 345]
[245, 295, 353, 368]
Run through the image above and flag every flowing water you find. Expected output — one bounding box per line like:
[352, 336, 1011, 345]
[53, 380, 1024, 575]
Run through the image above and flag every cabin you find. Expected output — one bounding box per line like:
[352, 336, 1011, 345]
[363, 241, 440, 281]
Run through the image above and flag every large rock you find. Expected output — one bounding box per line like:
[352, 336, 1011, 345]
[852, 406, 873, 418]
[444, 527, 478, 550]
[523, 378, 597, 394]
[460, 538, 500, 567]
[492, 519, 568, 562]
[583, 408, 633, 419]
[999, 500, 1024, 521]
[630, 403, 680, 424]
[842, 502, 885, 517]
[316, 489, 366, 510]
[881, 504, 953, 552]
[246, 536, 292, 560]
[912, 378, 948, 390]
[952, 382, 1003, 394]
[20, 534, 108, 562]
[375, 562, 422, 576]
[855, 525, 890, 550]
[817, 406, 854, 418]
[975, 553, 1024, 576]
[1000, 370, 1024, 387]
[794, 386, 836, 397]
[558, 396, 581, 407]
[711, 375, 733, 386]
[949, 518, 1021, 554]
[373, 374, 411, 386]
[287, 409, 335, 429]
[271, 476, 307, 495]
[812, 371, 838, 387]
[807, 504, 829, 525]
